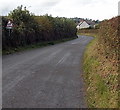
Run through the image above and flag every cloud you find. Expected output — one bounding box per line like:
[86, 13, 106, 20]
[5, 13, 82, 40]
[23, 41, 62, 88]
[0, 0, 60, 15]
[49, 0, 119, 20]
[41, 0, 60, 7]
[118, 1, 120, 16]
[0, 0, 119, 20]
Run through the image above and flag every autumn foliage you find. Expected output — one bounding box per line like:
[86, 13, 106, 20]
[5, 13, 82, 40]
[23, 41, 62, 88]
[96, 16, 119, 107]
[98, 17, 119, 60]
[83, 16, 119, 108]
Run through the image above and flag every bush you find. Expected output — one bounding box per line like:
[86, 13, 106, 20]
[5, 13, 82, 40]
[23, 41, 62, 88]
[2, 6, 77, 50]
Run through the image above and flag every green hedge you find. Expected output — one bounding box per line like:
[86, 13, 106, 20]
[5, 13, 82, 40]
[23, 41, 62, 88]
[2, 6, 77, 50]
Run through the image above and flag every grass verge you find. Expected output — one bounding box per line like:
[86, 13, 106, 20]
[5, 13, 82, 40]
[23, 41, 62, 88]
[78, 31, 118, 108]
[3, 37, 77, 55]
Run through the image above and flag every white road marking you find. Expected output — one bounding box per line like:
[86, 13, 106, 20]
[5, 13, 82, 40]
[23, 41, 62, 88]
[56, 53, 70, 65]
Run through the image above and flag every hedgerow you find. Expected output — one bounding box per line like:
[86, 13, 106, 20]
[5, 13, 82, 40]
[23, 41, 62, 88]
[2, 5, 77, 50]
[83, 16, 119, 108]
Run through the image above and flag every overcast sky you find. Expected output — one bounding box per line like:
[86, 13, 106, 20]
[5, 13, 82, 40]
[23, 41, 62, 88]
[0, 0, 119, 20]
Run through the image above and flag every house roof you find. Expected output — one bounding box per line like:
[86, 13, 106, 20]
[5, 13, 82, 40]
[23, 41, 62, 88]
[78, 20, 96, 26]
[85, 20, 96, 26]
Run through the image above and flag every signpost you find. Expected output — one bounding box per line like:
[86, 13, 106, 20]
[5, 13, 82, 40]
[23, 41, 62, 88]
[6, 20, 13, 37]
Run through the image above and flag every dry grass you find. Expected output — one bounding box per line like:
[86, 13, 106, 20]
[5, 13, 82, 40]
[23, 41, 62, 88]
[78, 17, 119, 108]
[84, 38, 118, 108]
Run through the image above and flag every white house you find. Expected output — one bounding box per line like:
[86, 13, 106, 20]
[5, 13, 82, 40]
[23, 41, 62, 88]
[76, 20, 95, 30]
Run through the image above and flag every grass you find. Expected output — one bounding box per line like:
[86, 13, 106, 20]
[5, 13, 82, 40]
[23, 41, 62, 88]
[84, 38, 118, 108]
[3, 37, 77, 55]
[77, 33, 97, 38]
[77, 28, 98, 37]
[78, 27, 119, 108]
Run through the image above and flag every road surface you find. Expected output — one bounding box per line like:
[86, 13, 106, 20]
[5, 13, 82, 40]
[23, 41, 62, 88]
[2, 35, 93, 108]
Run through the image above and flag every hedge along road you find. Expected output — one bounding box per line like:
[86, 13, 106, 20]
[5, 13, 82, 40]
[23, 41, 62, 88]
[2, 35, 93, 108]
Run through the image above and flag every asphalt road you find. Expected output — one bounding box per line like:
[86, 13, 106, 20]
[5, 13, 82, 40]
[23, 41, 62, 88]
[2, 35, 93, 108]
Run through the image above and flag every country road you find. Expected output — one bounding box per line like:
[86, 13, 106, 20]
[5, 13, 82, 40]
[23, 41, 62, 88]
[2, 35, 93, 108]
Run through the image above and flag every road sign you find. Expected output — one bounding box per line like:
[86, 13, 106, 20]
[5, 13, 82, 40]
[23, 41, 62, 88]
[6, 20, 13, 29]
[6, 20, 13, 37]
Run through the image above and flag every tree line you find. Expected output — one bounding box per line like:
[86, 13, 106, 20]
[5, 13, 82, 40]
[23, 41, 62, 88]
[2, 6, 77, 50]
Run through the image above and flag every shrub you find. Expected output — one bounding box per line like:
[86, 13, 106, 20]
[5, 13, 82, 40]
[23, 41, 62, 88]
[2, 6, 77, 50]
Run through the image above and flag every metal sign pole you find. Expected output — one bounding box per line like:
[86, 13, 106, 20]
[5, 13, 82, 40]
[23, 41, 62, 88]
[9, 29, 10, 37]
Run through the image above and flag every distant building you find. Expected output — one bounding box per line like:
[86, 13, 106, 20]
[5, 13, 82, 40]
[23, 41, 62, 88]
[76, 20, 96, 30]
